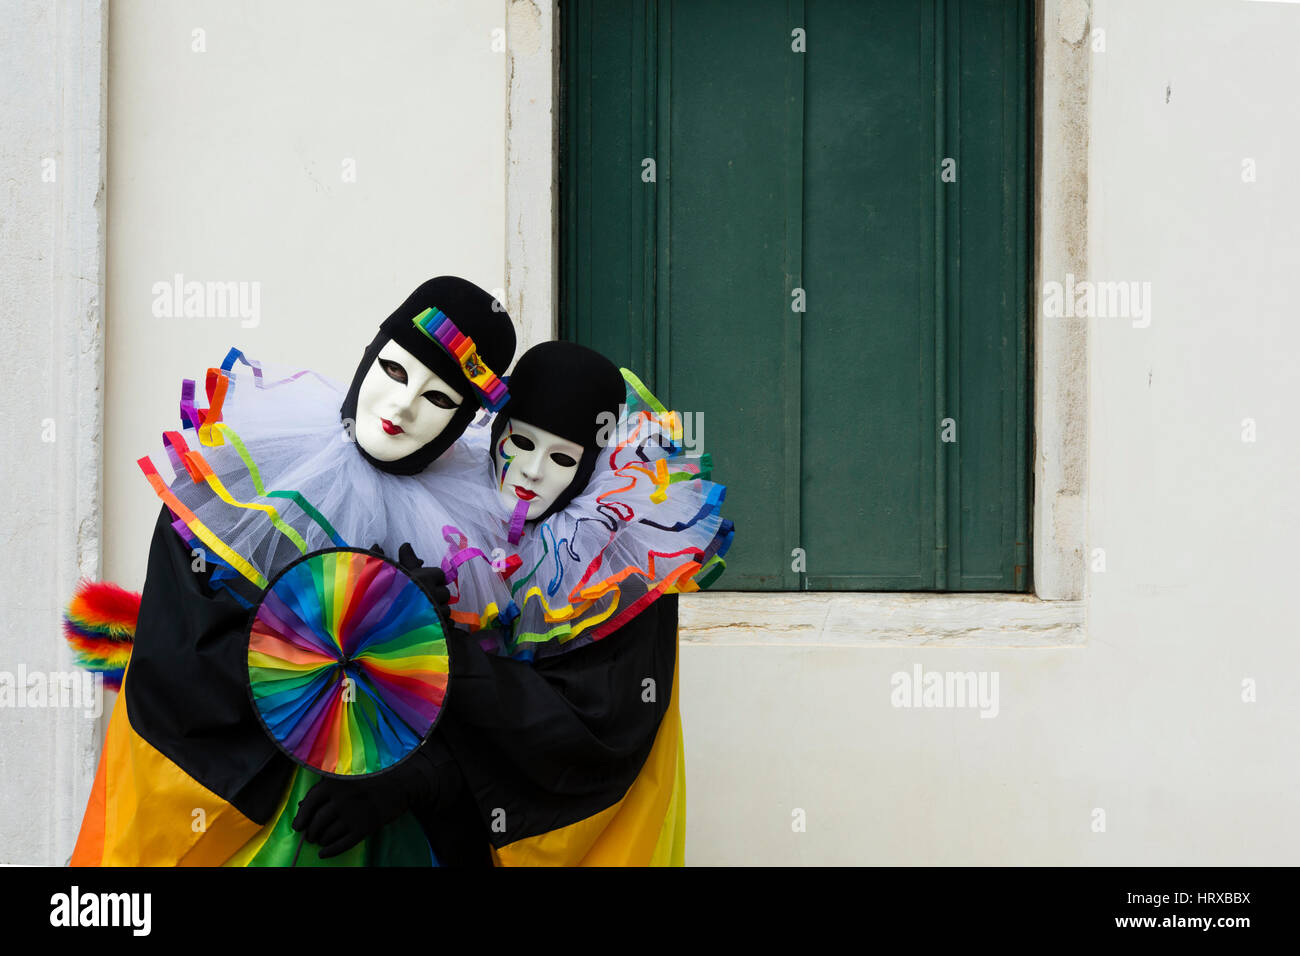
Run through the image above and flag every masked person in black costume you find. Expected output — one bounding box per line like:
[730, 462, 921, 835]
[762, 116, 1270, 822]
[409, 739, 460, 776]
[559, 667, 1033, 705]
[72, 276, 517, 866]
[293, 341, 734, 865]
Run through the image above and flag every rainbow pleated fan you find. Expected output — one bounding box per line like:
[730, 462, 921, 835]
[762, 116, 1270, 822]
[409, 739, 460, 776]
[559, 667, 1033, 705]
[246, 548, 450, 777]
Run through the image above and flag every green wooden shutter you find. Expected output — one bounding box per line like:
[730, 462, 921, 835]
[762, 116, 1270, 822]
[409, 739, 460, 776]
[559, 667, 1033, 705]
[561, 0, 1031, 592]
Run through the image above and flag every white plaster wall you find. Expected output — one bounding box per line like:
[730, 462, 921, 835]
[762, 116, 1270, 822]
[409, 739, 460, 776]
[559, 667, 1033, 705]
[679, 0, 1300, 864]
[104, 0, 508, 591]
[0, 0, 105, 866]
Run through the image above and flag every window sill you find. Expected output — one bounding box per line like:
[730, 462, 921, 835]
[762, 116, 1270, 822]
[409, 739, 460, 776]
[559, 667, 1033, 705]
[678, 591, 1085, 648]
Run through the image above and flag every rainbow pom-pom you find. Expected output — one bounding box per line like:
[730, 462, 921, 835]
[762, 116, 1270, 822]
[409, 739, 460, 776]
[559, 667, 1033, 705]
[62, 579, 140, 691]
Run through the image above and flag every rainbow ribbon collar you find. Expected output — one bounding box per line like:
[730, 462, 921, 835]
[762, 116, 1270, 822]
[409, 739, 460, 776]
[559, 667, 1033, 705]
[412, 307, 509, 412]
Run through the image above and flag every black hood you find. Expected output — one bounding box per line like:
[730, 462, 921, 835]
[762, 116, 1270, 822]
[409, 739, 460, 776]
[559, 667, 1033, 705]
[490, 341, 626, 521]
[341, 276, 517, 475]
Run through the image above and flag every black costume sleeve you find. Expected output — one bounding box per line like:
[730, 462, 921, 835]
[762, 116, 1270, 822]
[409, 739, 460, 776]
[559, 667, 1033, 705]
[423, 594, 679, 852]
[123, 504, 293, 822]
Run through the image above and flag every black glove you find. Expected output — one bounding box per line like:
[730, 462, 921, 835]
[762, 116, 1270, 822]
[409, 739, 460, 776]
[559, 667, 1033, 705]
[366, 541, 452, 627]
[395, 542, 453, 632]
[291, 737, 455, 858]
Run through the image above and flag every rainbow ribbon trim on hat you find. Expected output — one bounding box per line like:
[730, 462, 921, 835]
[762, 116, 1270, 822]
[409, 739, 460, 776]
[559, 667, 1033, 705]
[412, 307, 510, 412]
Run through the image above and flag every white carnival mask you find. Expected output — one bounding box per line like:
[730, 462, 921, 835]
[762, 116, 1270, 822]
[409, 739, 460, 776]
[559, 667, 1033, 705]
[494, 418, 584, 520]
[353, 340, 465, 461]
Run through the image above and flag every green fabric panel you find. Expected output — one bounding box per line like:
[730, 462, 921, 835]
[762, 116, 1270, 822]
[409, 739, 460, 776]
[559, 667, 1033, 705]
[239, 767, 434, 867]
